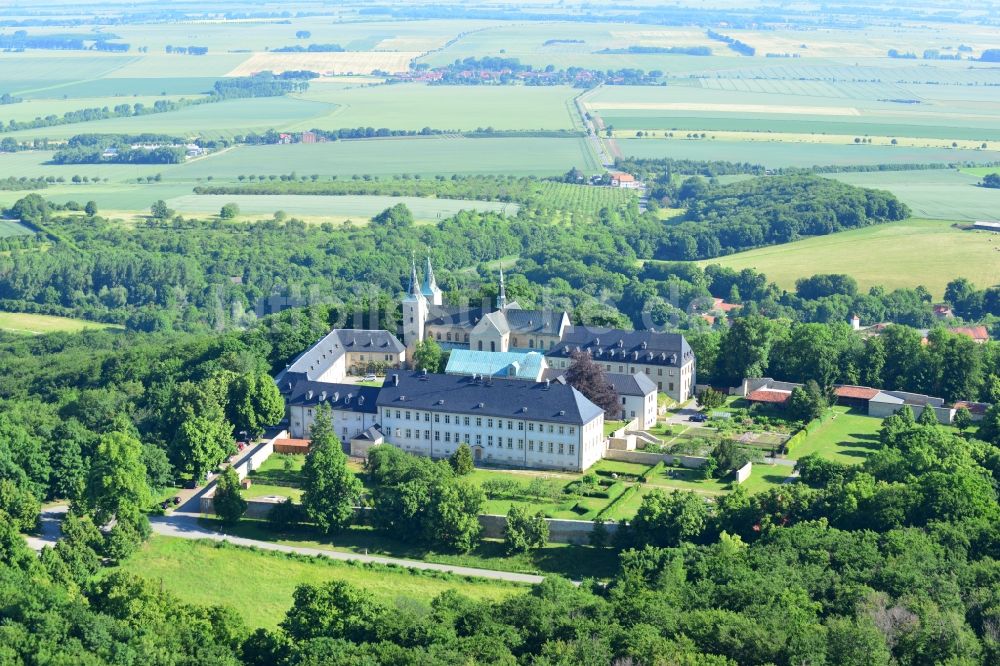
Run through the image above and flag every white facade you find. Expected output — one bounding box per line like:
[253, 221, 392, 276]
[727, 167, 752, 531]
[620, 390, 657, 429]
[549, 356, 694, 403]
[376, 406, 604, 472]
[288, 403, 379, 441]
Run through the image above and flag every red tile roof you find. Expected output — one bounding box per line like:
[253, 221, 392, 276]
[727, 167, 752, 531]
[834, 385, 881, 400]
[274, 438, 311, 454]
[953, 401, 989, 415]
[949, 326, 989, 342]
[746, 389, 792, 404]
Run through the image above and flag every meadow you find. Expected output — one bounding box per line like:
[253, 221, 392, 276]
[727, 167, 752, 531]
[0, 220, 34, 237]
[825, 170, 1000, 221]
[290, 84, 580, 131]
[0, 311, 121, 335]
[788, 407, 883, 464]
[118, 537, 526, 630]
[694, 218, 1000, 298]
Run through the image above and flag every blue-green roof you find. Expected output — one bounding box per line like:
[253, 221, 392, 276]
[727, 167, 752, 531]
[445, 349, 546, 381]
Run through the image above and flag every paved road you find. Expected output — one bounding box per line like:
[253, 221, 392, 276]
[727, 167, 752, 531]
[25, 504, 67, 552]
[150, 514, 547, 585]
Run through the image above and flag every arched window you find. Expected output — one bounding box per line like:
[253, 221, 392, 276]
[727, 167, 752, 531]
[490, 341, 496, 352]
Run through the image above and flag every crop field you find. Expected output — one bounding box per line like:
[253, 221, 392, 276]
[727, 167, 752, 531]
[290, 84, 580, 131]
[618, 138, 1000, 168]
[0, 311, 120, 335]
[825, 170, 1000, 221]
[0, 220, 34, 238]
[174, 138, 601, 179]
[694, 218, 1000, 298]
[119, 537, 525, 630]
[170, 194, 519, 221]
[226, 51, 420, 77]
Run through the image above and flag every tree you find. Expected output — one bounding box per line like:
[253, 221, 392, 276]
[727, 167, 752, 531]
[449, 442, 474, 475]
[697, 387, 725, 410]
[719, 315, 779, 384]
[788, 380, 829, 422]
[0, 479, 40, 532]
[917, 404, 940, 426]
[219, 202, 240, 219]
[631, 489, 708, 547]
[150, 199, 170, 219]
[85, 430, 151, 525]
[564, 350, 622, 419]
[282, 580, 384, 643]
[228, 371, 285, 438]
[84, 200, 97, 216]
[982, 172, 1000, 188]
[412, 337, 443, 372]
[976, 404, 1000, 445]
[172, 411, 233, 483]
[504, 505, 549, 553]
[301, 405, 362, 533]
[953, 407, 972, 433]
[213, 467, 246, 525]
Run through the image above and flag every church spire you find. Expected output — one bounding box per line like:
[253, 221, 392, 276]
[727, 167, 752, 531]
[496, 261, 507, 310]
[407, 254, 422, 298]
[424, 255, 437, 291]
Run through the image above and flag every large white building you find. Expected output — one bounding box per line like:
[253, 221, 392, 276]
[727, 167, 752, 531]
[278, 328, 405, 384]
[284, 381, 380, 440]
[546, 326, 695, 403]
[375, 371, 605, 472]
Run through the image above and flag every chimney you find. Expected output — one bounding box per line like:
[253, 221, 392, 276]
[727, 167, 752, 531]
[544, 379, 550, 389]
[392, 374, 399, 386]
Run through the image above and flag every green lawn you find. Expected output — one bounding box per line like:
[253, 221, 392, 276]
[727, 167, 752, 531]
[245, 453, 306, 500]
[200, 518, 621, 582]
[0, 311, 120, 335]
[645, 465, 729, 496]
[0, 219, 36, 238]
[118, 536, 527, 630]
[788, 406, 883, 463]
[739, 463, 797, 494]
[695, 218, 1000, 299]
[827, 170, 1000, 222]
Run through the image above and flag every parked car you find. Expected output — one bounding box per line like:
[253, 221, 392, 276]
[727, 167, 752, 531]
[688, 413, 708, 422]
[183, 478, 198, 489]
[362, 374, 377, 382]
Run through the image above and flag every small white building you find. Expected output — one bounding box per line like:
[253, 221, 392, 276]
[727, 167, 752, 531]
[607, 372, 658, 429]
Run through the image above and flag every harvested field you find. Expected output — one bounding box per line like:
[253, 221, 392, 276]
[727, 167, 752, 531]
[589, 102, 861, 116]
[226, 51, 420, 76]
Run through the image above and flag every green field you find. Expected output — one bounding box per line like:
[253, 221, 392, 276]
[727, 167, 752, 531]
[0, 220, 35, 237]
[789, 407, 883, 464]
[618, 137, 1000, 168]
[119, 536, 525, 630]
[826, 170, 1000, 222]
[694, 218, 1000, 298]
[0, 311, 119, 335]
[169, 194, 519, 221]
[174, 138, 601, 179]
[291, 84, 580, 131]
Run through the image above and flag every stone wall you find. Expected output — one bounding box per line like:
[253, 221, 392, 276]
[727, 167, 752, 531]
[734, 461, 752, 484]
[603, 448, 708, 469]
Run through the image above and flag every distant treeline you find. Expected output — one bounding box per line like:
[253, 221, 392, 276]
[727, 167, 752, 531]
[0, 177, 48, 191]
[706, 29, 755, 56]
[617, 156, 1000, 178]
[51, 133, 205, 165]
[0, 93, 22, 105]
[424, 56, 663, 87]
[235, 126, 582, 145]
[272, 43, 344, 52]
[0, 99, 192, 134]
[979, 48, 1000, 62]
[212, 73, 311, 98]
[0, 30, 128, 51]
[596, 45, 711, 56]
[165, 45, 208, 55]
[542, 39, 584, 46]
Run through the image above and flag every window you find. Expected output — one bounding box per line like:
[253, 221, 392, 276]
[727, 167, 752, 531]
[395, 428, 401, 437]
[547, 442, 553, 454]
[395, 410, 401, 419]
[658, 368, 663, 376]
[622, 397, 627, 405]
[630, 367, 636, 374]
[476, 417, 482, 427]
[487, 435, 494, 447]
[446, 332, 452, 341]
[463, 416, 470, 426]
[405, 429, 411, 438]
[569, 427, 575, 435]
[445, 432, 451, 442]
[518, 440, 524, 450]
[528, 440, 534, 451]
[547, 425, 554, 433]
[434, 414, 440, 423]
[487, 419, 493, 428]
[424, 413, 430, 422]
[475, 434, 482, 445]
[558, 426, 564, 435]
[669, 383, 674, 391]
[405, 411, 411, 420]
[507, 420, 513, 430]
[569, 444, 575, 455]
[490, 341, 496, 352]
[434, 431, 440, 440]
[517, 422, 523, 431]
[424, 430, 430, 439]
[528, 423, 535, 432]
[558, 443, 564, 454]
[477, 341, 483, 351]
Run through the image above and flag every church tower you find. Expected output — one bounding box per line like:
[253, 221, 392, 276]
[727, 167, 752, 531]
[421, 255, 443, 306]
[402, 257, 428, 354]
[496, 263, 507, 311]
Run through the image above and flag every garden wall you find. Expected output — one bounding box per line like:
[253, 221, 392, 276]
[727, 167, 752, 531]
[603, 448, 708, 469]
[734, 462, 752, 484]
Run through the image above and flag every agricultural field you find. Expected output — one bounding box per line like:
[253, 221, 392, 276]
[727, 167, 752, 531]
[0, 220, 34, 237]
[226, 51, 420, 77]
[174, 138, 601, 179]
[695, 218, 1000, 298]
[290, 84, 580, 131]
[170, 194, 518, 222]
[118, 537, 525, 630]
[825, 170, 1000, 221]
[0, 311, 121, 335]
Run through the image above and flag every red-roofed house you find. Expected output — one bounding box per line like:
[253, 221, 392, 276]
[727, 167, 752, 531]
[746, 389, 792, 406]
[834, 385, 881, 407]
[611, 172, 640, 189]
[953, 401, 990, 420]
[933, 304, 954, 319]
[949, 326, 990, 343]
[712, 297, 742, 313]
[273, 438, 311, 454]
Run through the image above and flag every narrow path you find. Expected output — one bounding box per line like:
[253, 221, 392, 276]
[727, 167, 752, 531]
[24, 504, 67, 552]
[149, 514, 546, 585]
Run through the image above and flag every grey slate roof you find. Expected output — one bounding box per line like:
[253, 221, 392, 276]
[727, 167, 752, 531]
[281, 329, 404, 382]
[606, 372, 658, 396]
[282, 380, 380, 414]
[426, 305, 485, 328]
[502, 308, 566, 335]
[377, 371, 603, 425]
[425, 305, 566, 336]
[546, 326, 694, 368]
